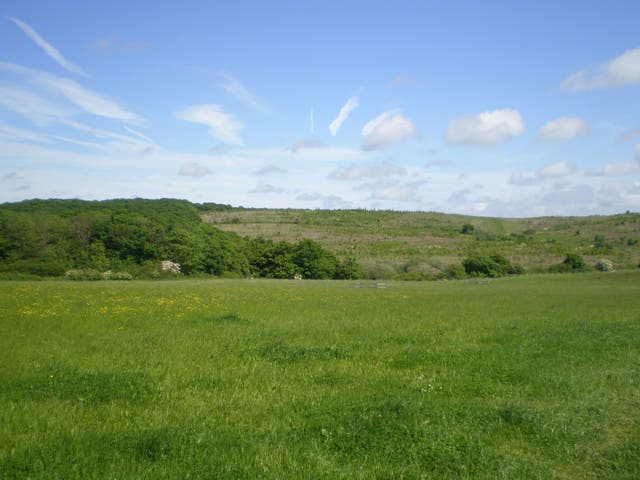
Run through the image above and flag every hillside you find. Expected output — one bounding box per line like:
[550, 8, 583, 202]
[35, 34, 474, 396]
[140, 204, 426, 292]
[1, 199, 638, 279]
[204, 208, 640, 277]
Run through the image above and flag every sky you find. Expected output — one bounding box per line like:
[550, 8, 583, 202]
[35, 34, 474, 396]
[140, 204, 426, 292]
[1, 0, 639, 217]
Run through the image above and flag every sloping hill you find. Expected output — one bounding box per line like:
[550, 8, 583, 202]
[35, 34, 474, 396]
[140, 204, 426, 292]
[204, 209, 640, 276]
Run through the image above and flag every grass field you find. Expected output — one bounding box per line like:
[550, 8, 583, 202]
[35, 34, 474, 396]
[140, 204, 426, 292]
[1, 273, 639, 478]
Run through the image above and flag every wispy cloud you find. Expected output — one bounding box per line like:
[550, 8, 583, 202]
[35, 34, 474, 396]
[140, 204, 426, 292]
[444, 109, 524, 146]
[329, 161, 406, 180]
[218, 71, 268, 112]
[0, 123, 50, 143]
[61, 120, 151, 149]
[286, 138, 324, 152]
[329, 96, 359, 136]
[249, 183, 285, 194]
[0, 85, 71, 125]
[254, 164, 287, 175]
[563, 47, 640, 91]
[510, 161, 579, 186]
[619, 128, 640, 142]
[124, 125, 153, 143]
[538, 161, 578, 178]
[8, 17, 87, 76]
[89, 36, 151, 53]
[175, 104, 243, 145]
[361, 109, 419, 150]
[178, 162, 211, 177]
[0, 62, 143, 124]
[537, 117, 589, 142]
[424, 159, 456, 169]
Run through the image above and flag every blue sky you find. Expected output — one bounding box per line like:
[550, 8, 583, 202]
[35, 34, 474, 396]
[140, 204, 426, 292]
[1, 0, 639, 216]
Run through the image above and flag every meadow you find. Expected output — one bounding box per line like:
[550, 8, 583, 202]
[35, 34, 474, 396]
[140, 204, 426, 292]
[1, 272, 639, 478]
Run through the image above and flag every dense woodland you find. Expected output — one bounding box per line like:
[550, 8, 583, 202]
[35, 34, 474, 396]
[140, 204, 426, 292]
[0, 199, 361, 280]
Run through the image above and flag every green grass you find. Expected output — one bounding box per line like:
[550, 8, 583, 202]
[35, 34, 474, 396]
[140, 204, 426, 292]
[1, 273, 640, 478]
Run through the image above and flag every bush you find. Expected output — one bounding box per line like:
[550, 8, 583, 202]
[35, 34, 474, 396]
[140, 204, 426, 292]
[595, 259, 614, 272]
[462, 254, 515, 278]
[550, 253, 588, 273]
[65, 269, 103, 281]
[460, 224, 475, 234]
[102, 270, 134, 280]
[335, 257, 363, 280]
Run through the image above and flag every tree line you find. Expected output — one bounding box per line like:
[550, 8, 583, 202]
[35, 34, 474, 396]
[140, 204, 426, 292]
[0, 199, 361, 279]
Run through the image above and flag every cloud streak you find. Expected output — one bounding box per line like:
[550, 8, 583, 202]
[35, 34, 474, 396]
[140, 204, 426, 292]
[218, 71, 268, 112]
[0, 62, 143, 124]
[176, 104, 243, 145]
[9, 16, 87, 76]
[329, 96, 358, 136]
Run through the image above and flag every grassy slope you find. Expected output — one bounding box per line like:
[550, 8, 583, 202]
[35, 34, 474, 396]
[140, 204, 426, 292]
[1, 273, 639, 478]
[204, 209, 640, 273]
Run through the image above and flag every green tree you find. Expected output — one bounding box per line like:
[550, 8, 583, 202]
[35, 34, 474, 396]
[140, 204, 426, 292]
[293, 239, 339, 279]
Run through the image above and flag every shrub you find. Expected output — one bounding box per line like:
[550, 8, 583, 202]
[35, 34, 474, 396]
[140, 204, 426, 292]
[65, 269, 103, 281]
[335, 257, 363, 280]
[462, 254, 515, 278]
[102, 270, 133, 280]
[595, 259, 614, 272]
[460, 224, 475, 234]
[550, 253, 588, 273]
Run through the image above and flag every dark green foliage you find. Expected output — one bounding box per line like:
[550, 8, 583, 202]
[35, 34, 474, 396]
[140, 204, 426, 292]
[462, 254, 520, 278]
[461, 223, 475, 234]
[0, 199, 356, 279]
[335, 257, 363, 279]
[293, 239, 339, 279]
[550, 253, 588, 273]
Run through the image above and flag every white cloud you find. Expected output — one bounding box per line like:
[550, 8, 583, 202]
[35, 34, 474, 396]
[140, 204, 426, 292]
[509, 172, 538, 186]
[254, 164, 287, 175]
[538, 117, 589, 142]
[511, 161, 578, 186]
[361, 110, 419, 150]
[0, 62, 143, 124]
[329, 96, 358, 136]
[178, 162, 211, 177]
[249, 183, 285, 194]
[329, 161, 406, 180]
[602, 161, 640, 176]
[563, 47, 640, 91]
[444, 109, 524, 146]
[9, 17, 87, 76]
[538, 161, 578, 178]
[176, 104, 243, 145]
[218, 71, 268, 112]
